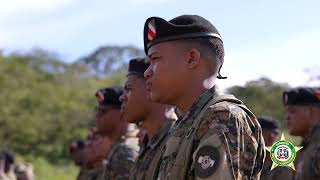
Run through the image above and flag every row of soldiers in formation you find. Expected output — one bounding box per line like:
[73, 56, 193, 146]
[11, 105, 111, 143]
[70, 55, 320, 180]
[3, 14, 320, 180]
[68, 15, 320, 180]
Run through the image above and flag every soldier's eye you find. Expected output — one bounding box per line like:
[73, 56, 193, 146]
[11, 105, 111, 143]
[153, 56, 160, 60]
[126, 86, 132, 91]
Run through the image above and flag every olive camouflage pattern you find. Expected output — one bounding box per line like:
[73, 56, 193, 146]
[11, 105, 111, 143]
[102, 136, 139, 180]
[294, 125, 320, 180]
[130, 121, 172, 180]
[77, 167, 102, 180]
[156, 88, 265, 180]
[260, 152, 294, 180]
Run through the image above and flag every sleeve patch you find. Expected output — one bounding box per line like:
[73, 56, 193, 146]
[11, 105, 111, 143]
[195, 145, 220, 178]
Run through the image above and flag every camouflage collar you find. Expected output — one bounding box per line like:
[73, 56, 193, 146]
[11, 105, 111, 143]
[139, 120, 173, 156]
[172, 87, 217, 130]
[302, 124, 320, 146]
[105, 135, 126, 160]
[148, 120, 172, 149]
[139, 135, 149, 156]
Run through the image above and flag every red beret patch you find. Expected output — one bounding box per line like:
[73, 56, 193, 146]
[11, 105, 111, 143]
[148, 19, 156, 41]
[95, 91, 104, 103]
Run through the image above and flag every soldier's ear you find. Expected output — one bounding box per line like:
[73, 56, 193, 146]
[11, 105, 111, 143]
[309, 107, 320, 123]
[186, 48, 201, 69]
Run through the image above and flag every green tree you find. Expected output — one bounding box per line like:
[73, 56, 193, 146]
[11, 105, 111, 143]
[0, 49, 99, 162]
[76, 45, 144, 77]
[227, 77, 289, 128]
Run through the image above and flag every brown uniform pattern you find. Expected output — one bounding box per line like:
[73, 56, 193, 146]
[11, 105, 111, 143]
[102, 136, 139, 180]
[130, 120, 172, 180]
[260, 152, 294, 180]
[157, 88, 265, 180]
[77, 167, 102, 180]
[294, 125, 320, 180]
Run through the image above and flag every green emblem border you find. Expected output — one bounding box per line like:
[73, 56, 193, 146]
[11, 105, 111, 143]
[270, 140, 296, 166]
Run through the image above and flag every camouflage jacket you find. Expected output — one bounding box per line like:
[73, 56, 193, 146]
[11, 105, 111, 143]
[260, 152, 294, 180]
[77, 167, 103, 180]
[294, 125, 320, 180]
[102, 136, 139, 180]
[156, 88, 265, 180]
[130, 120, 172, 180]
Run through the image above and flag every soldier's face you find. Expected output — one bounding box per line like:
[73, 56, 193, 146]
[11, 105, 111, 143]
[120, 75, 151, 123]
[83, 135, 111, 166]
[262, 129, 279, 146]
[69, 146, 85, 165]
[285, 105, 311, 136]
[144, 42, 188, 104]
[95, 106, 121, 135]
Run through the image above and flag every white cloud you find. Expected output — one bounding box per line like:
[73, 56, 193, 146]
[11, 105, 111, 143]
[0, 0, 75, 17]
[129, 0, 169, 4]
[218, 31, 320, 90]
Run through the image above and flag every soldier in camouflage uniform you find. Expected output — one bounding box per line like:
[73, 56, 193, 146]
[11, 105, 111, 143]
[143, 15, 265, 179]
[283, 87, 320, 180]
[81, 132, 111, 180]
[70, 136, 107, 180]
[94, 87, 139, 180]
[15, 163, 34, 180]
[258, 116, 294, 180]
[119, 58, 176, 180]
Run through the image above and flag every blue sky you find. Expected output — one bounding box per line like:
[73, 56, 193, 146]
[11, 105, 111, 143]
[1, 0, 319, 89]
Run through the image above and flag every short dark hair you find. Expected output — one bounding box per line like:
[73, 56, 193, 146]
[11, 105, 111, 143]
[177, 37, 224, 73]
[258, 116, 280, 134]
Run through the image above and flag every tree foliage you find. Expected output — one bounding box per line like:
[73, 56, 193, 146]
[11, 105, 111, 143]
[0, 46, 142, 163]
[0, 46, 297, 166]
[227, 78, 289, 128]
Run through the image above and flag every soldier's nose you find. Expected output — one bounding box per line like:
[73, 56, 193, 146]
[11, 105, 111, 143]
[144, 65, 152, 79]
[119, 93, 125, 102]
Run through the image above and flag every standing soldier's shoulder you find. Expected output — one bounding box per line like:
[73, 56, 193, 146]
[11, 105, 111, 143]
[311, 140, 320, 178]
[197, 101, 250, 139]
[111, 142, 138, 163]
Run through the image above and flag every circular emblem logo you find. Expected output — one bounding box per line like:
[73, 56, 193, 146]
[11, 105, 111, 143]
[270, 139, 296, 166]
[195, 146, 220, 178]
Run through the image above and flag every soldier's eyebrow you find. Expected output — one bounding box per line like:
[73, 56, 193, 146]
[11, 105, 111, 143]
[124, 82, 133, 89]
[148, 52, 160, 59]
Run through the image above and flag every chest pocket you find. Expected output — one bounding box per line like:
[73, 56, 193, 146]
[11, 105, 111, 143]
[163, 136, 182, 158]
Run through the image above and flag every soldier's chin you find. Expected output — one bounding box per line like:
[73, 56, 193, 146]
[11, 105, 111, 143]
[288, 128, 300, 136]
[149, 91, 163, 103]
[96, 128, 108, 136]
[127, 117, 140, 124]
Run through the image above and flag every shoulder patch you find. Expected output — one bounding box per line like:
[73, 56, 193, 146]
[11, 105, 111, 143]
[195, 145, 220, 178]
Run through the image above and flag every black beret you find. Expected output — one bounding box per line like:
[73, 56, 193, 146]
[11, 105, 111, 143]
[283, 87, 320, 107]
[127, 57, 149, 77]
[95, 87, 123, 109]
[0, 150, 15, 165]
[258, 116, 279, 132]
[76, 140, 85, 149]
[0, 152, 4, 160]
[143, 15, 222, 55]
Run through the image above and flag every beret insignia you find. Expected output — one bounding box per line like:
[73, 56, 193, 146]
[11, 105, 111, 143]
[147, 19, 156, 41]
[95, 91, 104, 103]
